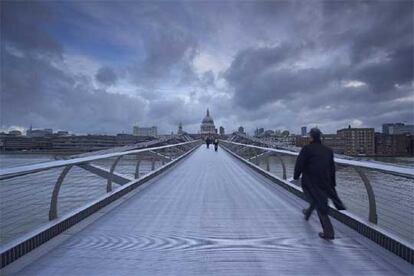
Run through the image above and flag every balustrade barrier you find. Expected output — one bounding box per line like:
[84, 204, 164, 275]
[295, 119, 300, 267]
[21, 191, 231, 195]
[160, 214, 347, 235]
[0, 140, 201, 247]
[220, 140, 414, 263]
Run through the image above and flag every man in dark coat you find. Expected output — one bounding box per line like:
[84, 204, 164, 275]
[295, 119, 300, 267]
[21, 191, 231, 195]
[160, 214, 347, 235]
[294, 128, 345, 240]
[206, 137, 211, 148]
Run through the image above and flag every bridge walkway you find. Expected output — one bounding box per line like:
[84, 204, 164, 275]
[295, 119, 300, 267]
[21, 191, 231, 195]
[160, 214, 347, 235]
[6, 146, 412, 275]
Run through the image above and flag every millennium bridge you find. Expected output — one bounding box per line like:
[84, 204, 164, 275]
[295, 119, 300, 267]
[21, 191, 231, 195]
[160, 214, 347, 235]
[0, 134, 413, 275]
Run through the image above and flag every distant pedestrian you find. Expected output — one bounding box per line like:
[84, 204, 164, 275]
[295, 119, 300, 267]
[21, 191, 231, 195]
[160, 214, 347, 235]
[213, 138, 219, 152]
[294, 128, 345, 240]
[206, 137, 211, 149]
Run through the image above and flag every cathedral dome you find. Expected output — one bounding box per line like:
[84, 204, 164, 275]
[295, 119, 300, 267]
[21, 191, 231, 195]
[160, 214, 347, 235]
[202, 111, 214, 124]
[200, 108, 216, 134]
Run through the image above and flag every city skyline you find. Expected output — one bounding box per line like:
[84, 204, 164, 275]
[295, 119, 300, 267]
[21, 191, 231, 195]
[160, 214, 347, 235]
[3, 120, 414, 137]
[1, 1, 413, 135]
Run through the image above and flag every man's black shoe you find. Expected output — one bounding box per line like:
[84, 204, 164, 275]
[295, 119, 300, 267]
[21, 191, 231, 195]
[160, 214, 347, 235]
[318, 232, 334, 240]
[333, 199, 346, 211]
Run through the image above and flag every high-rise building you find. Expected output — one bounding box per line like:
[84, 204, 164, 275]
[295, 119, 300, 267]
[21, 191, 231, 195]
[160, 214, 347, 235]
[254, 128, 264, 136]
[301, 126, 307, 136]
[219, 126, 225, 135]
[178, 122, 183, 135]
[238, 126, 245, 134]
[382, 123, 414, 135]
[337, 126, 375, 156]
[260, 128, 264, 135]
[133, 126, 157, 137]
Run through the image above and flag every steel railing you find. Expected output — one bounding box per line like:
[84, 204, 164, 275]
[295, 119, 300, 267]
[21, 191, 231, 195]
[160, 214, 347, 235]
[220, 140, 414, 232]
[0, 140, 201, 223]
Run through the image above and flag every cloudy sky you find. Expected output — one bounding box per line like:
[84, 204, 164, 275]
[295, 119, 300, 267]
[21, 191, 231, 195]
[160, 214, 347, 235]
[1, 1, 413, 135]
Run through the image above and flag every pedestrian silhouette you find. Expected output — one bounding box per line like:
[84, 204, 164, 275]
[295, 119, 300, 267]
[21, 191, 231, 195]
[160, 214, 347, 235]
[214, 138, 218, 152]
[294, 128, 345, 240]
[205, 137, 210, 148]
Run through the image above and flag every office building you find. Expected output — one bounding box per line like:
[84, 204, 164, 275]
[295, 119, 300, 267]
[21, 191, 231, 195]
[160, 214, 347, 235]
[301, 126, 307, 136]
[219, 126, 225, 135]
[295, 136, 310, 147]
[26, 126, 53, 137]
[322, 134, 345, 154]
[254, 128, 265, 137]
[337, 126, 375, 156]
[382, 123, 414, 135]
[56, 131, 69, 137]
[133, 126, 157, 137]
[375, 133, 413, 156]
[9, 130, 22, 136]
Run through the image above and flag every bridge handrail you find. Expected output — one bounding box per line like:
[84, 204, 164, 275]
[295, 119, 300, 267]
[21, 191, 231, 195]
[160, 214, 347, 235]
[0, 140, 201, 268]
[0, 140, 200, 180]
[220, 141, 414, 263]
[220, 140, 414, 178]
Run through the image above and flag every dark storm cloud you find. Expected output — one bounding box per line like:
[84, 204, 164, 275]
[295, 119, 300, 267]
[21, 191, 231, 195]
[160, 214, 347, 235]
[1, 49, 146, 133]
[224, 44, 343, 109]
[321, 1, 414, 65]
[0, 0, 413, 134]
[350, 45, 414, 93]
[72, 2, 202, 87]
[95, 66, 117, 86]
[148, 98, 199, 125]
[0, 1, 146, 133]
[224, 0, 413, 132]
[0, 1, 62, 55]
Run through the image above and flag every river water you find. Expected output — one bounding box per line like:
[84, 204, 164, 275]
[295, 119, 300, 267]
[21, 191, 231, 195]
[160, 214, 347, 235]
[0, 152, 413, 247]
[0, 153, 159, 245]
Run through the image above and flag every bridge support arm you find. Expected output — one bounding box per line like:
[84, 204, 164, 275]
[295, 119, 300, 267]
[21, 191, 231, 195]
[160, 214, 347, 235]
[49, 165, 73, 220]
[273, 153, 287, 180]
[77, 163, 131, 185]
[107, 156, 123, 192]
[354, 167, 378, 224]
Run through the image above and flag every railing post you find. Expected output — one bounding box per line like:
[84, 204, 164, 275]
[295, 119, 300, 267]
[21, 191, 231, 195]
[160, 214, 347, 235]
[175, 146, 186, 156]
[354, 167, 378, 224]
[253, 149, 260, 165]
[266, 155, 270, 171]
[107, 156, 123, 192]
[135, 156, 141, 179]
[49, 165, 73, 220]
[234, 145, 244, 155]
[151, 157, 156, 171]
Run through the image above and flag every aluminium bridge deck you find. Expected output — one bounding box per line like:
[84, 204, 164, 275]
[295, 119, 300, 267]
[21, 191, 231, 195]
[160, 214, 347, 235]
[4, 146, 412, 275]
